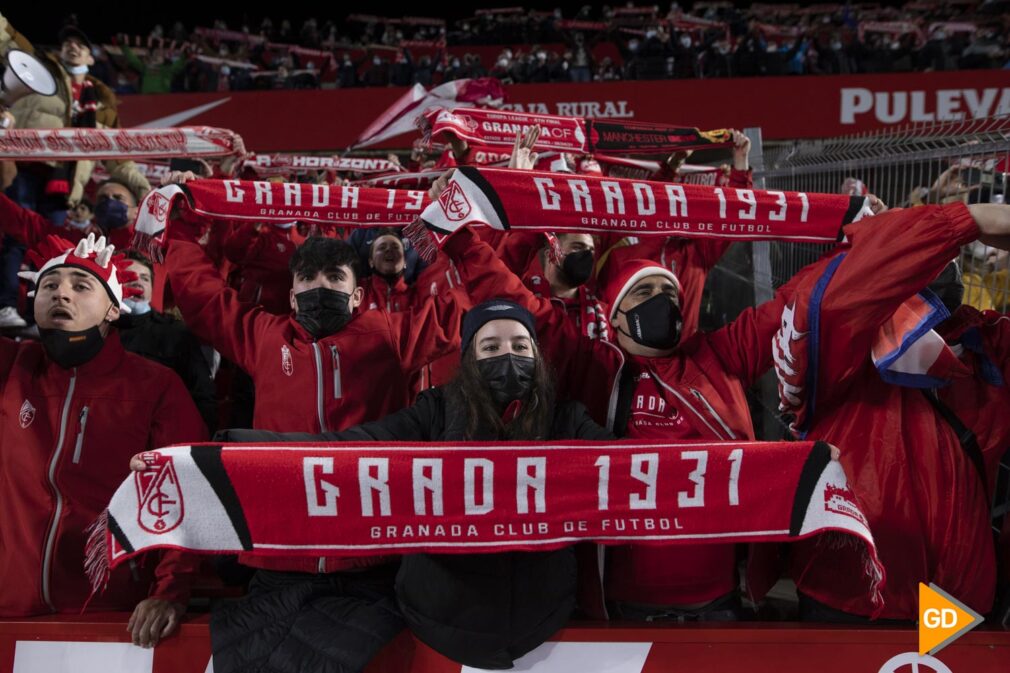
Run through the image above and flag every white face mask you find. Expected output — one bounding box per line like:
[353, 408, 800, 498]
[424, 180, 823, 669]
[67, 217, 92, 230]
[65, 63, 89, 75]
[124, 298, 152, 315]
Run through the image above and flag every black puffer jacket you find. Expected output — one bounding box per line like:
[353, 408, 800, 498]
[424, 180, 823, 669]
[219, 386, 613, 669]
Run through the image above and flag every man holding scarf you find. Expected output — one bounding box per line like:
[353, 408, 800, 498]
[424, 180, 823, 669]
[427, 158, 1010, 620]
[156, 174, 469, 666]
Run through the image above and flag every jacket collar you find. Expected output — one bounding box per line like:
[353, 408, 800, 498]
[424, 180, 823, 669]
[368, 272, 409, 295]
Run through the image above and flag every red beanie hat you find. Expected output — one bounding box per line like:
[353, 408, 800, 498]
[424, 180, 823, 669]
[599, 246, 681, 322]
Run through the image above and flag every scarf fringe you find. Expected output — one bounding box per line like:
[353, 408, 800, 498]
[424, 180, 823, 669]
[131, 231, 166, 264]
[83, 509, 112, 605]
[814, 530, 886, 619]
[403, 218, 439, 264]
[416, 114, 434, 148]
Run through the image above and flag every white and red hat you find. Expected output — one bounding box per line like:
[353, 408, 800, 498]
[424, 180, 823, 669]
[19, 233, 141, 312]
[599, 246, 681, 322]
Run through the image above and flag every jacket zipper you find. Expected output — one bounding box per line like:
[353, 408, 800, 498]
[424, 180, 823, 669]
[604, 342, 627, 432]
[71, 406, 89, 464]
[329, 345, 342, 399]
[311, 343, 328, 432]
[42, 369, 77, 611]
[650, 375, 727, 440]
[689, 387, 737, 439]
[317, 557, 326, 573]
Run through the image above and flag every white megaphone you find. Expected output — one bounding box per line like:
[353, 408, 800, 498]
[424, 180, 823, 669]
[0, 49, 57, 127]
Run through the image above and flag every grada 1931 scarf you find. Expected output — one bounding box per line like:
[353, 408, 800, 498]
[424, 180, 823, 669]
[88, 439, 885, 615]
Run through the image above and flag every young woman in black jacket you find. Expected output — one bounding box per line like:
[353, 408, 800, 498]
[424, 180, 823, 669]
[209, 299, 613, 672]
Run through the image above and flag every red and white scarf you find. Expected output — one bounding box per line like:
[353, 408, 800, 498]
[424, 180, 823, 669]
[409, 167, 871, 261]
[0, 126, 244, 160]
[243, 154, 403, 177]
[134, 170, 870, 262]
[132, 180, 431, 260]
[424, 108, 733, 154]
[88, 440, 885, 615]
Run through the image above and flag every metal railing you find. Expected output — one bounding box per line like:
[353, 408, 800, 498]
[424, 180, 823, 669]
[756, 115, 1010, 304]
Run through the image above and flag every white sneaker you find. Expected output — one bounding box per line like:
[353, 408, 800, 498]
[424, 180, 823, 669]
[0, 306, 27, 329]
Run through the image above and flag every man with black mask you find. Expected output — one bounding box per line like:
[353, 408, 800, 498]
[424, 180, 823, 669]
[495, 231, 609, 341]
[166, 203, 465, 579]
[0, 233, 206, 647]
[165, 218, 463, 437]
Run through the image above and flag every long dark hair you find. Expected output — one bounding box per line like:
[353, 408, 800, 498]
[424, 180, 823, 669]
[447, 341, 555, 440]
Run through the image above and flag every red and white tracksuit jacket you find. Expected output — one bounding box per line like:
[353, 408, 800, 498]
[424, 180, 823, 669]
[166, 230, 463, 573]
[0, 332, 206, 616]
[775, 202, 1008, 619]
[444, 227, 787, 613]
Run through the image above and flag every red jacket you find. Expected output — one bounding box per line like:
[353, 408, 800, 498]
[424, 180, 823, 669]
[444, 227, 787, 613]
[0, 192, 132, 251]
[485, 230, 610, 341]
[222, 224, 302, 316]
[359, 272, 413, 314]
[167, 236, 462, 435]
[0, 332, 206, 616]
[775, 203, 1002, 619]
[358, 256, 472, 392]
[166, 234, 463, 572]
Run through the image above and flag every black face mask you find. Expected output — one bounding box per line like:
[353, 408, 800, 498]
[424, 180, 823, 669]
[927, 261, 964, 315]
[39, 325, 106, 369]
[618, 293, 683, 350]
[559, 249, 594, 287]
[295, 287, 353, 339]
[476, 353, 536, 408]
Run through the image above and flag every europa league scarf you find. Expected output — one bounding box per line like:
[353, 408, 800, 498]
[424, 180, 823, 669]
[407, 166, 871, 262]
[88, 440, 885, 615]
[0, 126, 244, 161]
[423, 108, 733, 154]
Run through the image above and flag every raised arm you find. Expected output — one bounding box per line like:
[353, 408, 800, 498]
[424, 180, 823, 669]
[164, 217, 278, 373]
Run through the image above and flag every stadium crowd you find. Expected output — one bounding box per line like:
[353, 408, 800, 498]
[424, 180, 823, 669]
[0, 8, 1009, 673]
[11, 1, 1010, 94]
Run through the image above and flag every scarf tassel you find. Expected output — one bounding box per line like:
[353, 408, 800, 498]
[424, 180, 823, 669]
[83, 509, 112, 608]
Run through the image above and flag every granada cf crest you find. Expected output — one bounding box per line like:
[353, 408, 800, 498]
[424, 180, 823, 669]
[18, 399, 36, 428]
[439, 181, 471, 222]
[281, 344, 294, 376]
[146, 191, 171, 220]
[135, 452, 184, 534]
[824, 483, 868, 526]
